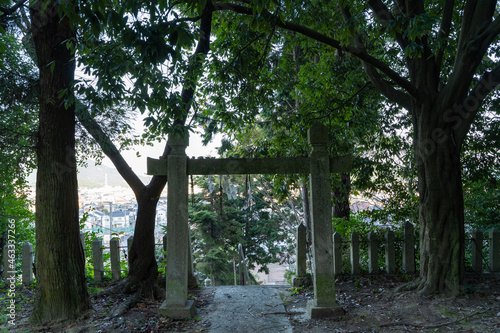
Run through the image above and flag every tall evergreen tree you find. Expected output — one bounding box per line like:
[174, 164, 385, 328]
[29, 0, 90, 322]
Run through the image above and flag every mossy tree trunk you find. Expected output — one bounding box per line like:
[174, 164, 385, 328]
[30, 0, 91, 323]
[412, 101, 466, 295]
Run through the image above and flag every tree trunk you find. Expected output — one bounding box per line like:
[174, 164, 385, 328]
[333, 173, 350, 221]
[30, 0, 91, 323]
[414, 103, 465, 296]
[127, 188, 161, 294]
[301, 180, 312, 252]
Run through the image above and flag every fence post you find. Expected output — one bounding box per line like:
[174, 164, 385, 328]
[403, 222, 415, 273]
[368, 231, 378, 273]
[22, 242, 33, 286]
[293, 223, 307, 287]
[471, 230, 483, 274]
[385, 231, 396, 274]
[110, 237, 120, 281]
[92, 239, 104, 282]
[350, 232, 360, 274]
[489, 229, 500, 272]
[333, 232, 342, 275]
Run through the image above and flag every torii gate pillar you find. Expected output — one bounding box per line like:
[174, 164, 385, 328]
[307, 123, 343, 318]
[158, 132, 196, 318]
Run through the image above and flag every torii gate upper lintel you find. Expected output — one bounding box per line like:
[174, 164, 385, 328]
[149, 123, 352, 319]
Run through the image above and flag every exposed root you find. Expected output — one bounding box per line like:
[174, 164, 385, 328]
[395, 276, 462, 298]
[93, 278, 164, 300]
[395, 278, 421, 292]
[93, 279, 131, 299]
[92, 278, 165, 318]
[109, 292, 141, 318]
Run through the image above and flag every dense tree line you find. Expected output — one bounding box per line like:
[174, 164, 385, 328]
[0, 0, 499, 324]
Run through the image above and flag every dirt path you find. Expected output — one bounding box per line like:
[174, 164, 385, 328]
[3, 275, 500, 332]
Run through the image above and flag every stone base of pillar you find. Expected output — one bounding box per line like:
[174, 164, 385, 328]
[188, 273, 199, 289]
[159, 300, 196, 319]
[306, 300, 344, 319]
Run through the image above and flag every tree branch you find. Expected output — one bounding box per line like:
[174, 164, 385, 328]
[446, 0, 497, 104]
[75, 104, 146, 195]
[148, 1, 214, 194]
[457, 0, 496, 55]
[436, 0, 455, 72]
[455, 63, 500, 144]
[0, 0, 27, 15]
[477, 16, 500, 55]
[406, 0, 425, 17]
[341, 3, 413, 110]
[368, 0, 408, 49]
[214, 2, 419, 101]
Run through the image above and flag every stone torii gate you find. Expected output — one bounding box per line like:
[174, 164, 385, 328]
[147, 123, 351, 319]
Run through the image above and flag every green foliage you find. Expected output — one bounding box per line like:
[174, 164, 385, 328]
[289, 286, 303, 296]
[464, 179, 500, 232]
[284, 269, 295, 285]
[333, 214, 381, 239]
[73, 0, 206, 141]
[0, 32, 37, 272]
[80, 213, 102, 281]
[461, 106, 500, 232]
[190, 174, 295, 285]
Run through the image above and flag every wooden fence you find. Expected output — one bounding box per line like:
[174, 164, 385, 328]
[3, 224, 500, 286]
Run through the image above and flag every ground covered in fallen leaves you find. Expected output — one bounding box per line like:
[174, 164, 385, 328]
[286, 274, 500, 332]
[2, 274, 500, 332]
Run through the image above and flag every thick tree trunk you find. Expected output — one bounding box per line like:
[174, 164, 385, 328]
[127, 189, 161, 294]
[414, 104, 465, 296]
[30, 0, 91, 323]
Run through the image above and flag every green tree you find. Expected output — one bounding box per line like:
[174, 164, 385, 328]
[205, 0, 500, 296]
[0, 31, 37, 262]
[190, 174, 293, 285]
[198, 16, 393, 259]
[72, 0, 214, 298]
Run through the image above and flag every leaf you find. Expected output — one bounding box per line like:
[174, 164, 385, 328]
[48, 61, 56, 73]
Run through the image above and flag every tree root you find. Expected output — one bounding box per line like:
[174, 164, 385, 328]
[395, 278, 421, 292]
[108, 292, 142, 318]
[92, 278, 164, 300]
[93, 279, 131, 299]
[92, 279, 165, 318]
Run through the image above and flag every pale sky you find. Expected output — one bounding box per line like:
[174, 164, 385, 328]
[101, 125, 223, 176]
[75, 67, 224, 176]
